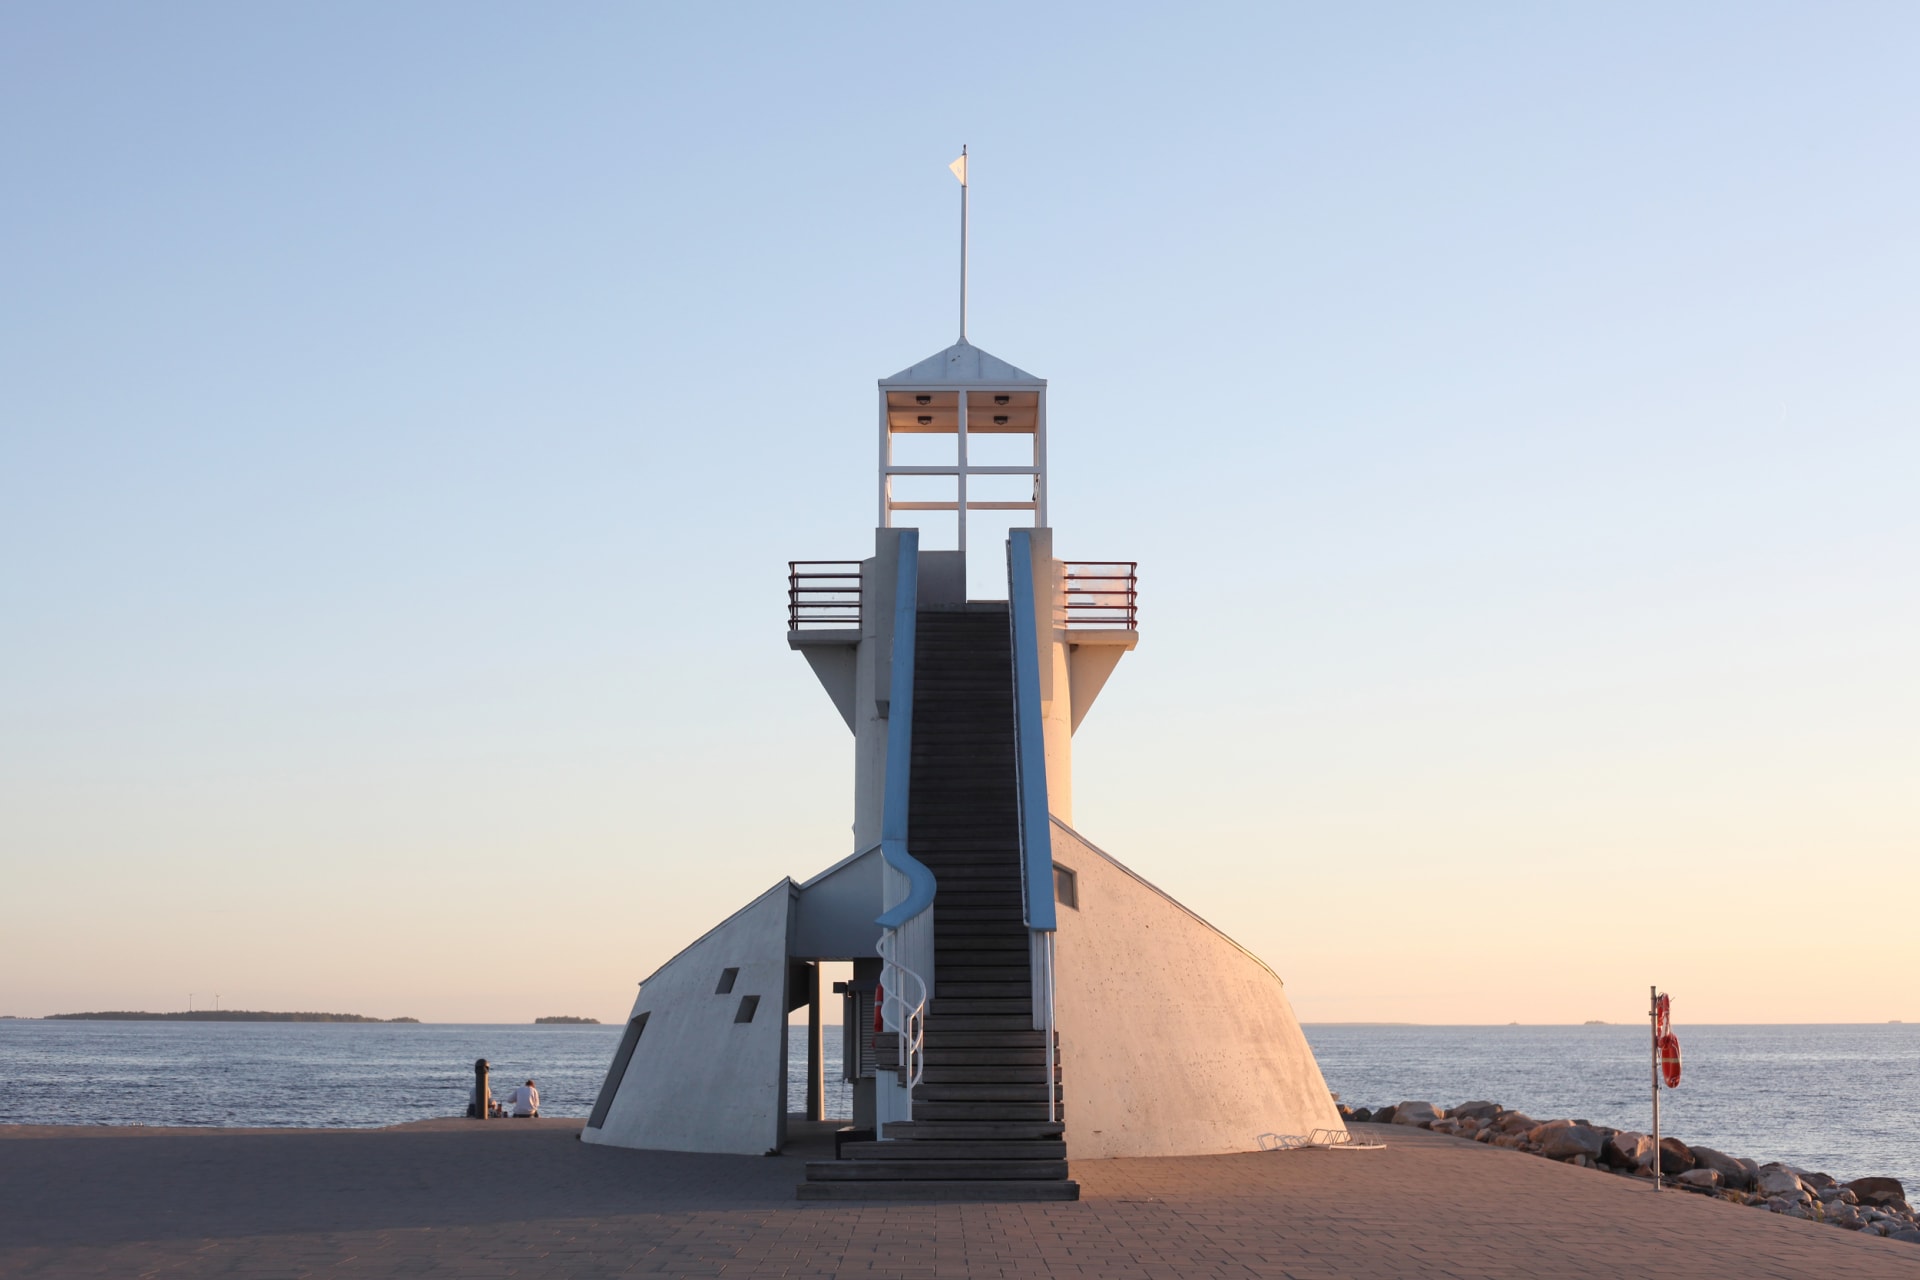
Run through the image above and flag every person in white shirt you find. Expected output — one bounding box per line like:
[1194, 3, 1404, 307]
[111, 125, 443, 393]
[509, 1080, 539, 1118]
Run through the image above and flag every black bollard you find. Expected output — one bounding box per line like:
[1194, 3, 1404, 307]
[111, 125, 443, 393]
[472, 1057, 491, 1119]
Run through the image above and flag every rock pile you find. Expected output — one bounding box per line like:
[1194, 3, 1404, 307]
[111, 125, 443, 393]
[1338, 1099, 1920, 1246]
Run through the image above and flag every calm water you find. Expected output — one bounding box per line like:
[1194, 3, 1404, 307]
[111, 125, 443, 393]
[0, 1020, 852, 1128]
[3, 1020, 1911, 1186]
[1306, 1023, 1920, 1188]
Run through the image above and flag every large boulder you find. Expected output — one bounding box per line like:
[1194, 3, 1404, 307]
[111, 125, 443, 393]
[1539, 1124, 1607, 1161]
[1847, 1177, 1907, 1209]
[1452, 1100, 1502, 1122]
[1527, 1119, 1576, 1142]
[1657, 1137, 1696, 1175]
[1349, 1107, 1373, 1123]
[1392, 1101, 1443, 1127]
[1605, 1131, 1654, 1169]
[1373, 1104, 1398, 1125]
[1690, 1148, 1754, 1191]
[1755, 1166, 1806, 1198]
[1496, 1112, 1538, 1135]
[1676, 1168, 1722, 1192]
[1827, 1203, 1868, 1230]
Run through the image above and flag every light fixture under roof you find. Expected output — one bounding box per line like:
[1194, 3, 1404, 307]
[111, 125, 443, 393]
[993, 415, 1009, 426]
[917, 415, 934, 426]
[915, 394, 932, 405]
[993, 394, 1010, 405]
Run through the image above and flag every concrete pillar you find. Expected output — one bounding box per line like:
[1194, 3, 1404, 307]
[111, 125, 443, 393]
[806, 964, 824, 1122]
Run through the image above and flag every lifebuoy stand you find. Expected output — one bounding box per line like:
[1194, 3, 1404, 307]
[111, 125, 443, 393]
[1650, 987, 1671, 1191]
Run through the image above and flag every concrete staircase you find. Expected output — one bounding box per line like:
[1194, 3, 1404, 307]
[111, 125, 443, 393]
[799, 606, 1077, 1202]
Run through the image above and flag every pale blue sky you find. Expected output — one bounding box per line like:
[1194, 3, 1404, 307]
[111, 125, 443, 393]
[3, 4, 1915, 1023]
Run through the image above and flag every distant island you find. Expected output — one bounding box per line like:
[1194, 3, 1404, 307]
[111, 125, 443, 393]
[1583, 1020, 1608, 1025]
[45, 1011, 419, 1023]
[534, 1015, 601, 1025]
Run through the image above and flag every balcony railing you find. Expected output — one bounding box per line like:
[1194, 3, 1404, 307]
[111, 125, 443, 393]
[788, 561, 863, 630]
[1063, 561, 1138, 630]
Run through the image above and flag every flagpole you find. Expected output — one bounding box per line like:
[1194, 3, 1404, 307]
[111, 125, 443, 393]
[958, 144, 968, 343]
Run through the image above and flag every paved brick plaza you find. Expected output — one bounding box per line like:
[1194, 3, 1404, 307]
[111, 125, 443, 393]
[2, 1119, 1911, 1278]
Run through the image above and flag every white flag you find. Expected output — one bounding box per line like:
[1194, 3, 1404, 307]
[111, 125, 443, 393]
[949, 153, 967, 185]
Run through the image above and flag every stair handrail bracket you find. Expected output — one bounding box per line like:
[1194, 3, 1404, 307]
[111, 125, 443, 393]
[873, 529, 934, 1119]
[1007, 529, 1060, 1123]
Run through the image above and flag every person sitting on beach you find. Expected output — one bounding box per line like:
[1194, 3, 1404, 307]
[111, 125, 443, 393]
[509, 1080, 540, 1118]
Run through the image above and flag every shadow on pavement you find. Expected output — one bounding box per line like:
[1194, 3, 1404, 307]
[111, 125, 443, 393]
[0, 1120, 844, 1248]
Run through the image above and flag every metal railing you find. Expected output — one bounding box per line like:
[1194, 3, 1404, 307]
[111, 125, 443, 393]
[788, 561, 862, 630]
[1063, 561, 1138, 630]
[875, 925, 928, 1096]
[873, 530, 935, 1122]
[1008, 530, 1059, 1123]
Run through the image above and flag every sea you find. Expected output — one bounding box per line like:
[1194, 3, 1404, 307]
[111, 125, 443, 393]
[1, 1020, 1912, 1188]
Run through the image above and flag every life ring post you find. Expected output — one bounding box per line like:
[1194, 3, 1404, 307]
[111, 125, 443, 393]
[1650, 985, 1661, 1193]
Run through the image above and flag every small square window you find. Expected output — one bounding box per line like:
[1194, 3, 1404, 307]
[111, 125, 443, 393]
[734, 995, 760, 1024]
[1053, 863, 1078, 910]
[716, 968, 739, 995]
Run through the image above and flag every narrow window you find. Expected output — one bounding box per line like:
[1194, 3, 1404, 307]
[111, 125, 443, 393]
[716, 968, 739, 994]
[586, 1012, 649, 1130]
[1053, 863, 1078, 910]
[734, 994, 760, 1024]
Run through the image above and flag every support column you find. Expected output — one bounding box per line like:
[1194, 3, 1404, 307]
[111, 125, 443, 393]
[807, 963, 825, 1122]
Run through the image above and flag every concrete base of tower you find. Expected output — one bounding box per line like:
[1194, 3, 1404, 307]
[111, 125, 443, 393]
[1049, 820, 1341, 1159]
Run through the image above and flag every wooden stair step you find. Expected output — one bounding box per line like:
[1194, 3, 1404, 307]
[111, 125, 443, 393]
[921, 1029, 1048, 1048]
[839, 1139, 1065, 1160]
[935, 983, 1031, 999]
[806, 1159, 1069, 1181]
[797, 1180, 1078, 1203]
[936, 967, 1030, 983]
[882, 1120, 1063, 1141]
[917, 1051, 1052, 1074]
[910, 1101, 1059, 1120]
[921, 1066, 1054, 1084]
[930, 998, 1031, 1015]
[916, 1082, 1058, 1102]
[920, 1015, 1036, 1032]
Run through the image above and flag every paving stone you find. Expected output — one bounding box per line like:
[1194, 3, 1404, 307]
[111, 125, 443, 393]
[0, 1120, 1915, 1277]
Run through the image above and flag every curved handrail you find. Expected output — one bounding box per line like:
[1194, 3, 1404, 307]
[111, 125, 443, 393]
[875, 928, 927, 1092]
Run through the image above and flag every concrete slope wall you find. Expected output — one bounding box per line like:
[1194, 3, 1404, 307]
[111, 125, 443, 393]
[582, 880, 792, 1155]
[1050, 822, 1340, 1158]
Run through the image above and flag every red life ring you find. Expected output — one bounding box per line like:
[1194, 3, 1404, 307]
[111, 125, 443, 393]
[1654, 994, 1671, 1039]
[1659, 1033, 1682, 1088]
[873, 983, 885, 1034]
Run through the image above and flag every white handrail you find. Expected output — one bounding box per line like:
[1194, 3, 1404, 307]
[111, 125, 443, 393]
[1044, 931, 1057, 1123]
[875, 926, 928, 1097]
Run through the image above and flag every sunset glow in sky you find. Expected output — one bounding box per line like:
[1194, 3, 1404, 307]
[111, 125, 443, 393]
[3, 4, 1915, 1024]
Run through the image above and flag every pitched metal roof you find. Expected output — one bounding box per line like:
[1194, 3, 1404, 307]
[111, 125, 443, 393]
[880, 339, 1045, 387]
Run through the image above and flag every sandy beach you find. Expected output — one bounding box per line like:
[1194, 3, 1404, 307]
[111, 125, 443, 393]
[2, 1119, 1912, 1278]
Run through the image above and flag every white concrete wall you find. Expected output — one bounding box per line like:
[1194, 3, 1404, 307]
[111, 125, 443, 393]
[583, 881, 794, 1155]
[1050, 822, 1340, 1159]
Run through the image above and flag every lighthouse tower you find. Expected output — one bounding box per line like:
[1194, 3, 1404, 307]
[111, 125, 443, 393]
[581, 166, 1339, 1200]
